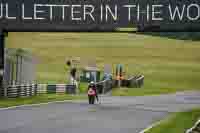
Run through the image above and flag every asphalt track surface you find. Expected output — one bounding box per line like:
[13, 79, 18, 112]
[0, 91, 200, 133]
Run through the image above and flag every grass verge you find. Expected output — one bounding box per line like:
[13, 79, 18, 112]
[111, 88, 198, 96]
[145, 108, 200, 133]
[0, 94, 86, 108]
[79, 82, 89, 93]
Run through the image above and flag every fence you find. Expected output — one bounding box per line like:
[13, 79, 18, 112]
[3, 83, 77, 98]
[127, 75, 144, 88]
[186, 119, 200, 133]
[2, 77, 144, 98]
[5, 83, 37, 98]
[96, 79, 113, 94]
[0, 81, 3, 97]
[93, 75, 144, 94]
[37, 80, 112, 95]
[112, 75, 144, 88]
[38, 84, 76, 94]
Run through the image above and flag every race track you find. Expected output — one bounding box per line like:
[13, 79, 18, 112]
[0, 91, 200, 133]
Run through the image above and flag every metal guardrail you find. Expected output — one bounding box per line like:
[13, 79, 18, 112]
[44, 84, 76, 94]
[95, 75, 144, 94]
[1, 75, 144, 98]
[127, 75, 144, 88]
[186, 119, 200, 133]
[5, 84, 37, 98]
[0, 86, 4, 97]
[2, 82, 77, 98]
[96, 79, 112, 94]
[112, 75, 144, 88]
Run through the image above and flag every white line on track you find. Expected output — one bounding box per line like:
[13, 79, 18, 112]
[0, 99, 85, 111]
[138, 120, 162, 133]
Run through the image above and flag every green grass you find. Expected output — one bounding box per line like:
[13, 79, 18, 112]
[116, 28, 137, 32]
[146, 108, 200, 133]
[5, 32, 200, 95]
[79, 82, 89, 93]
[0, 94, 86, 108]
[112, 87, 180, 96]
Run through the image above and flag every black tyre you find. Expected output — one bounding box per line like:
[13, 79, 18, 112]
[88, 95, 93, 104]
[88, 96, 91, 104]
[91, 96, 95, 104]
[88, 95, 95, 104]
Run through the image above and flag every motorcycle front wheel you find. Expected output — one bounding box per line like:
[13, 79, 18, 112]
[88, 95, 95, 104]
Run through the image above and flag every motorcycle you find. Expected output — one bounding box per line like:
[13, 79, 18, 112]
[87, 88, 96, 104]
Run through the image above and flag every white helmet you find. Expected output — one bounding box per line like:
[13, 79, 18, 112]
[90, 81, 94, 84]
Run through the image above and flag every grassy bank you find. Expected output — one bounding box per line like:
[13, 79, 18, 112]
[6, 32, 200, 95]
[79, 82, 89, 93]
[0, 94, 86, 108]
[112, 87, 181, 96]
[146, 108, 200, 133]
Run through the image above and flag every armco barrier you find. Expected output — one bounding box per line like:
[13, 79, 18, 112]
[112, 75, 144, 88]
[3, 83, 76, 98]
[136, 75, 144, 88]
[0, 86, 3, 97]
[3, 81, 109, 98]
[127, 75, 144, 88]
[56, 84, 66, 93]
[96, 80, 112, 94]
[47, 85, 56, 94]
[38, 84, 76, 94]
[186, 119, 200, 133]
[66, 85, 76, 94]
[2, 76, 144, 98]
[37, 84, 47, 94]
[96, 83, 103, 94]
[5, 83, 37, 98]
[127, 76, 138, 88]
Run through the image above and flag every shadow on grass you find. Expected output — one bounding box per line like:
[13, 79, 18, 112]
[135, 32, 200, 41]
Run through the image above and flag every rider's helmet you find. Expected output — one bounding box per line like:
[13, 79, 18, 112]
[89, 81, 95, 87]
[90, 81, 94, 85]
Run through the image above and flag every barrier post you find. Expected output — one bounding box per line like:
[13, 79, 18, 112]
[0, 32, 4, 97]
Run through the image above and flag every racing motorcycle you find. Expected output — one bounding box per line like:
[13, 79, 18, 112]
[87, 87, 96, 104]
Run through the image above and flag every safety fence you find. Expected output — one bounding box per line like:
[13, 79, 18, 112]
[1, 75, 144, 98]
[37, 84, 76, 94]
[2, 82, 76, 98]
[96, 79, 113, 94]
[112, 75, 144, 88]
[1, 76, 144, 98]
[0, 85, 4, 97]
[127, 75, 144, 88]
[2, 80, 114, 98]
[5, 84, 37, 98]
[186, 119, 200, 133]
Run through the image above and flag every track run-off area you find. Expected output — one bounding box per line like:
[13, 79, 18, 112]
[0, 91, 200, 133]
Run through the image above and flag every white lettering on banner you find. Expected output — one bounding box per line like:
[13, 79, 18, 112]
[0, 3, 199, 22]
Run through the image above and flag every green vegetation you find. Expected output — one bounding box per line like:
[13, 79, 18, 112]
[112, 87, 180, 96]
[6, 32, 200, 95]
[0, 94, 86, 108]
[146, 108, 200, 133]
[79, 82, 88, 93]
[116, 28, 137, 32]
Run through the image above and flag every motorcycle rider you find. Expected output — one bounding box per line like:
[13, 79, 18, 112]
[88, 81, 99, 103]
